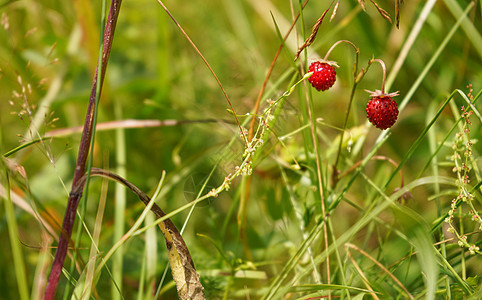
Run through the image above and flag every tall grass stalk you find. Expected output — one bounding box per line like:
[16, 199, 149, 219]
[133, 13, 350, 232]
[112, 103, 127, 299]
[1, 165, 29, 300]
[0, 0, 480, 298]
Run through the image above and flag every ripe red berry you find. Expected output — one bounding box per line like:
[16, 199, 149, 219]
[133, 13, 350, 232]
[308, 61, 337, 91]
[365, 90, 400, 130]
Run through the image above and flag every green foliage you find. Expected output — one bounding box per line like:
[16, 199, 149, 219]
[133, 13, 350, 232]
[0, 0, 481, 299]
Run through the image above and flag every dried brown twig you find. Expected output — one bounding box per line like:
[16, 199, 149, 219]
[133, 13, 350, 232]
[294, 1, 334, 61]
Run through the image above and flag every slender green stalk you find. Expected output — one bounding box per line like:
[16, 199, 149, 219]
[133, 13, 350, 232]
[2, 137, 51, 158]
[289, 177, 457, 295]
[137, 255, 146, 300]
[332, 41, 359, 182]
[443, 0, 482, 59]
[75, 175, 108, 299]
[93, 171, 166, 280]
[397, 2, 474, 113]
[297, 1, 332, 291]
[1, 168, 29, 300]
[112, 103, 127, 299]
[385, 0, 437, 91]
[145, 212, 158, 298]
[262, 220, 326, 300]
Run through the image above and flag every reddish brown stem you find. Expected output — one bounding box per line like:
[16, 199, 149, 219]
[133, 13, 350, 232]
[323, 39, 357, 61]
[43, 1, 122, 299]
[242, 0, 310, 251]
[156, 0, 247, 145]
[368, 58, 387, 93]
[248, 0, 310, 141]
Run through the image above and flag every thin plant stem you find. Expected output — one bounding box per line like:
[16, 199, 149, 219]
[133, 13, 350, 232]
[241, 0, 309, 248]
[298, 4, 332, 293]
[322, 39, 357, 61]
[248, 0, 310, 141]
[1, 166, 29, 300]
[44, 0, 122, 298]
[64, 2, 107, 297]
[155, 0, 247, 144]
[368, 58, 388, 93]
[112, 104, 126, 299]
[327, 40, 359, 184]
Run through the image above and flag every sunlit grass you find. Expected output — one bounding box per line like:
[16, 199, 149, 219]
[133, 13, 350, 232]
[0, 0, 481, 299]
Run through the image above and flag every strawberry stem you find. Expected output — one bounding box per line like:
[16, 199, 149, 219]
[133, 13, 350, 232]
[368, 58, 387, 93]
[331, 40, 360, 188]
[323, 40, 358, 61]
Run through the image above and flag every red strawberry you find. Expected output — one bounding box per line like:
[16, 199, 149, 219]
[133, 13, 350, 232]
[365, 90, 400, 130]
[308, 61, 338, 91]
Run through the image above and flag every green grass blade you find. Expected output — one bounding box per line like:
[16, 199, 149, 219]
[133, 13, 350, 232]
[397, 1, 474, 113]
[262, 220, 325, 300]
[1, 170, 29, 300]
[112, 104, 127, 299]
[443, 0, 482, 59]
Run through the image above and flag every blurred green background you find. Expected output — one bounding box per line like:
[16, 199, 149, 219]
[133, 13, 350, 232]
[0, 0, 481, 299]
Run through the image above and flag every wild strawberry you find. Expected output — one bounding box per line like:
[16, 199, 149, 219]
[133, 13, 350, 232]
[308, 61, 338, 91]
[365, 90, 400, 130]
